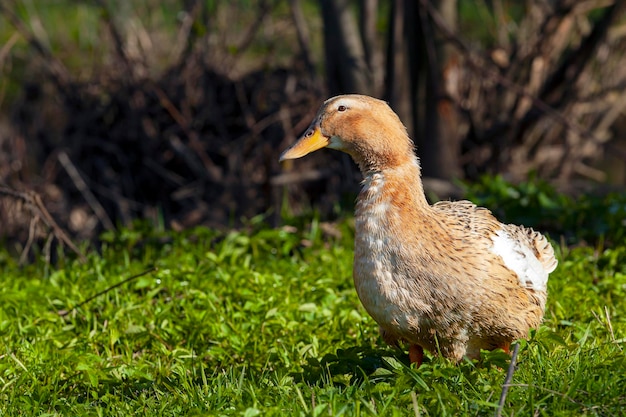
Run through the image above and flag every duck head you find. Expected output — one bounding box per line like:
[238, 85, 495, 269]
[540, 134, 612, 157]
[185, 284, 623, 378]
[279, 94, 416, 173]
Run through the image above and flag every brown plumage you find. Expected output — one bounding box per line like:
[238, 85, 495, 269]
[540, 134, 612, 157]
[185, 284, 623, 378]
[280, 94, 558, 365]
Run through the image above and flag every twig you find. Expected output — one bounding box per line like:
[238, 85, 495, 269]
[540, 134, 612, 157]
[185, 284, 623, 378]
[592, 307, 622, 351]
[0, 185, 87, 262]
[57, 151, 115, 231]
[58, 267, 158, 316]
[0, 32, 20, 69]
[151, 85, 223, 182]
[235, 81, 258, 132]
[43, 232, 54, 265]
[143, 157, 186, 186]
[234, 106, 310, 145]
[167, 135, 217, 183]
[496, 342, 520, 417]
[19, 215, 39, 265]
[604, 306, 617, 346]
[171, 0, 204, 67]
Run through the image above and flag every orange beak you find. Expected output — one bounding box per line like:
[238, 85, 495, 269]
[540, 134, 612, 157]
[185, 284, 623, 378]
[279, 126, 329, 161]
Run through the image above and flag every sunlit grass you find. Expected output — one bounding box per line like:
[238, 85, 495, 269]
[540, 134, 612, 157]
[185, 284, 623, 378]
[1, 198, 625, 415]
[0, 182, 624, 415]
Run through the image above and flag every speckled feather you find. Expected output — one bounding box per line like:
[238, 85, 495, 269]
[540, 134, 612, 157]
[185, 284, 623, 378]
[280, 94, 558, 363]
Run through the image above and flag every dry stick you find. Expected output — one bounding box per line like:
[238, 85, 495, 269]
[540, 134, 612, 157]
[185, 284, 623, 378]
[0, 32, 20, 67]
[604, 306, 617, 345]
[167, 135, 215, 183]
[19, 215, 39, 265]
[496, 343, 520, 417]
[233, 82, 262, 173]
[170, 0, 203, 65]
[57, 151, 115, 231]
[43, 232, 54, 265]
[30, 192, 87, 262]
[235, 81, 258, 132]
[151, 85, 222, 182]
[58, 267, 158, 317]
[0, 185, 87, 262]
[234, 106, 312, 145]
[592, 307, 622, 351]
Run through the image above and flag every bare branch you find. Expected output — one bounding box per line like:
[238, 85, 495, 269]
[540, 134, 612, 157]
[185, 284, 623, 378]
[496, 343, 520, 417]
[57, 151, 115, 231]
[0, 185, 87, 262]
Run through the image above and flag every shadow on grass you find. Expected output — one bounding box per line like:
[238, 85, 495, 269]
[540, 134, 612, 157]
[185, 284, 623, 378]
[291, 345, 408, 385]
[292, 343, 517, 386]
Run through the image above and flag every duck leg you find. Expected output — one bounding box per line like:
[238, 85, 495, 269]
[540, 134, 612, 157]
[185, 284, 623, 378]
[409, 344, 424, 366]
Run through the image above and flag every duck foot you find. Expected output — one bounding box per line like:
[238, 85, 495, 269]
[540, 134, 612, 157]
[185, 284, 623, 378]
[409, 344, 424, 367]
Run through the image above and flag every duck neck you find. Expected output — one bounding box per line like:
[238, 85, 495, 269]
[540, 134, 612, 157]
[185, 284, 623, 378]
[357, 155, 430, 214]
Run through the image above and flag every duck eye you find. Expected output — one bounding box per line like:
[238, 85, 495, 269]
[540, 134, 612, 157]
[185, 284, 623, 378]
[337, 105, 347, 112]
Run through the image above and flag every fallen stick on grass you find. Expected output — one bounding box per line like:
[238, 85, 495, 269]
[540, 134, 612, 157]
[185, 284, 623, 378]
[58, 266, 158, 316]
[496, 342, 520, 417]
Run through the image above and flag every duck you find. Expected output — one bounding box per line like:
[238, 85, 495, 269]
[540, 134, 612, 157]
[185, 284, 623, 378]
[279, 94, 558, 366]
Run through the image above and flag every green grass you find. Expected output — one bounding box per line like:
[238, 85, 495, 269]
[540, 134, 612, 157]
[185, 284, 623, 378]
[1, 192, 626, 416]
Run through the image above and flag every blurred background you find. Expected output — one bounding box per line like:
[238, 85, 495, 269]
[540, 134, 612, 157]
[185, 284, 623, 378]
[0, 0, 625, 247]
